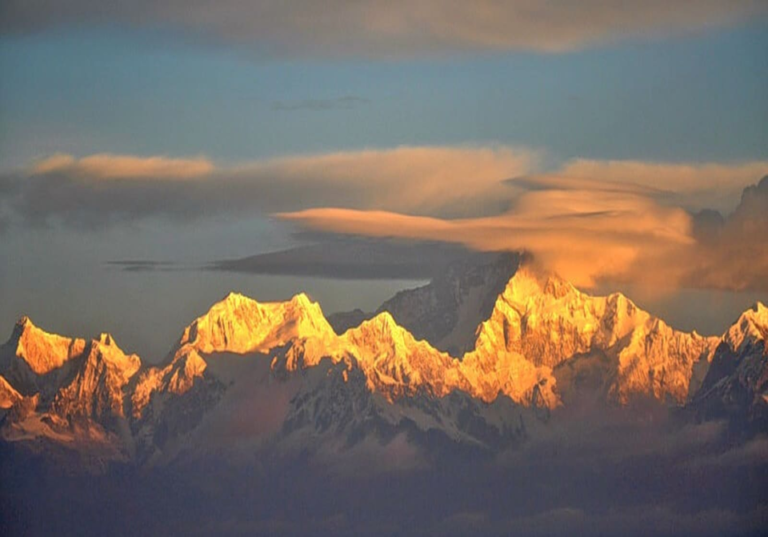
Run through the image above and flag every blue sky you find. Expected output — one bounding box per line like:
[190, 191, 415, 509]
[1, 21, 766, 169]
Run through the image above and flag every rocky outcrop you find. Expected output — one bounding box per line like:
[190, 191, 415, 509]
[51, 334, 141, 421]
[373, 252, 521, 355]
[0, 375, 22, 409]
[690, 302, 768, 428]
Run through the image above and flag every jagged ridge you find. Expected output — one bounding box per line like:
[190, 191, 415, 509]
[691, 302, 768, 426]
[2, 265, 750, 465]
[468, 268, 719, 404]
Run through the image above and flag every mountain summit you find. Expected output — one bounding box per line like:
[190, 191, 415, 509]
[691, 302, 768, 428]
[467, 268, 718, 405]
[178, 291, 335, 356]
[1, 262, 760, 469]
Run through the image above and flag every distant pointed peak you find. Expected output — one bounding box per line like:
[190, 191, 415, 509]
[10, 315, 34, 342]
[288, 292, 321, 314]
[292, 293, 332, 323]
[542, 273, 576, 298]
[606, 291, 640, 311]
[503, 265, 577, 303]
[291, 292, 311, 304]
[363, 311, 399, 330]
[7, 318, 87, 375]
[738, 301, 768, 324]
[220, 291, 253, 305]
[504, 265, 540, 288]
[9, 316, 51, 347]
[740, 302, 768, 329]
[176, 289, 334, 357]
[199, 292, 261, 319]
[213, 290, 319, 313]
[724, 302, 768, 352]
[352, 312, 414, 344]
[97, 333, 115, 346]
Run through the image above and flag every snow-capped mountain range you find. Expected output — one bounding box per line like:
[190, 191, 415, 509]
[1, 260, 765, 469]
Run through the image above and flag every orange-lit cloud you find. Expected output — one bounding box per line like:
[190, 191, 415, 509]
[2, 1, 765, 57]
[234, 145, 536, 216]
[278, 166, 768, 291]
[20, 146, 536, 221]
[33, 153, 214, 179]
[279, 188, 695, 289]
[5, 149, 766, 291]
[532, 160, 768, 212]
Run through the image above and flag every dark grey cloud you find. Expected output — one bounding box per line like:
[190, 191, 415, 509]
[1, 1, 765, 58]
[687, 175, 768, 292]
[103, 235, 479, 282]
[209, 237, 474, 280]
[272, 96, 370, 112]
[104, 260, 178, 272]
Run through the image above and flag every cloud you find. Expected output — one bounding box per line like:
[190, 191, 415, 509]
[211, 237, 475, 280]
[234, 145, 536, 217]
[685, 175, 768, 291]
[5, 149, 766, 291]
[32, 153, 214, 180]
[531, 159, 768, 212]
[278, 189, 696, 288]
[272, 96, 370, 112]
[1, 1, 765, 58]
[279, 162, 768, 291]
[0, 146, 535, 227]
[105, 260, 178, 272]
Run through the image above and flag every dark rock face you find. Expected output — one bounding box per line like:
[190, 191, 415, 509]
[375, 252, 522, 355]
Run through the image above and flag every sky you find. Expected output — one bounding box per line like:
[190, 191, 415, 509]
[0, 2, 767, 360]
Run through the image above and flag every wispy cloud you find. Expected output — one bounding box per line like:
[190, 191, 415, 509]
[32, 153, 213, 180]
[527, 159, 768, 213]
[278, 162, 768, 291]
[104, 260, 178, 272]
[278, 190, 695, 289]
[0, 145, 535, 228]
[2, 1, 765, 58]
[3, 148, 766, 291]
[0, 146, 539, 227]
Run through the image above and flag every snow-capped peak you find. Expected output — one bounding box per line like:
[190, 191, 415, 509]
[344, 312, 410, 347]
[178, 291, 335, 357]
[471, 265, 718, 404]
[724, 302, 768, 353]
[339, 311, 459, 400]
[8, 316, 87, 375]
